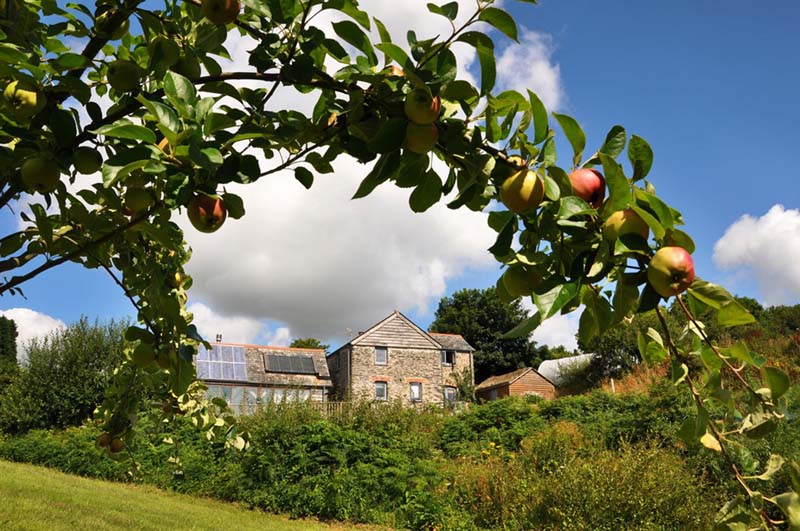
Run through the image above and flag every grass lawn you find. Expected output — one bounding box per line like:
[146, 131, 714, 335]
[0, 460, 391, 531]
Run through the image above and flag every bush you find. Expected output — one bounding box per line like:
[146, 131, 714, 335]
[0, 317, 129, 434]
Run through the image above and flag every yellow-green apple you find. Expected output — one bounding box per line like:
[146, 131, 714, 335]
[502, 265, 542, 297]
[201, 0, 240, 25]
[568, 168, 606, 208]
[3, 79, 46, 122]
[149, 36, 180, 68]
[405, 122, 439, 154]
[404, 88, 440, 124]
[647, 246, 696, 298]
[21, 157, 61, 193]
[500, 169, 545, 213]
[107, 60, 142, 93]
[123, 187, 154, 214]
[171, 54, 201, 79]
[73, 147, 103, 174]
[602, 208, 649, 242]
[187, 192, 227, 233]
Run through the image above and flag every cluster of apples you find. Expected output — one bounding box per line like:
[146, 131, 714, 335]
[404, 88, 441, 154]
[499, 162, 694, 299]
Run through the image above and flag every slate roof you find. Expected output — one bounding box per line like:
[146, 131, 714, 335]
[429, 332, 475, 352]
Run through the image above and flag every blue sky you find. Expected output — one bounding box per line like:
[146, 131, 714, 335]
[2, 0, 799, 353]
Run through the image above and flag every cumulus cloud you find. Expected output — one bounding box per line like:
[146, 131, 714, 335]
[530, 310, 580, 351]
[182, 154, 495, 345]
[495, 29, 565, 111]
[0, 308, 66, 362]
[713, 204, 800, 306]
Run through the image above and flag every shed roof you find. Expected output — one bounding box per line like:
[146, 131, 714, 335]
[475, 366, 555, 391]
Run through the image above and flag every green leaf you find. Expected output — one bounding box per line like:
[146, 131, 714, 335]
[600, 125, 626, 158]
[125, 326, 154, 343]
[501, 312, 542, 339]
[427, 2, 459, 20]
[598, 153, 631, 213]
[367, 118, 406, 154]
[54, 52, 91, 70]
[762, 366, 790, 400]
[136, 95, 180, 135]
[456, 32, 495, 95]
[552, 112, 586, 166]
[578, 305, 599, 345]
[687, 278, 736, 310]
[163, 71, 197, 105]
[409, 170, 442, 213]
[221, 193, 245, 219]
[718, 299, 757, 328]
[749, 454, 785, 481]
[534, 282, 580, 319]
[488, 215, 516, 258]
[773, 492, 800, 530]
[542, 172, 560, 201]
[332, 20, 377, 66]
[527, 90, 549, 145]
[488, 210, 515, 232]
[479, 7, 518, 41]
[375, 43, 413, 69]
[92, 121, 156, 144]
[628, 134, 654, 181]
[352, 151, 399, 199]
[635, 188, 674, 229]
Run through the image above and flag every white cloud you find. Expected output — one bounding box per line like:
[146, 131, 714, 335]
[181, 155, 495, 345]
[188, 302, 267, 345]
[531, 311, 580, 351]
[495, 29, 565, 111]
[713, 204, 800, 306]
[0, 308, 66, 362]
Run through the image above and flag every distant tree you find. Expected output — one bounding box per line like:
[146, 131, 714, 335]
[289, 338, 329, 352]
[429, 287, 549, 382]
[0, 316, 129, 434]
[0, 316, 18, 391]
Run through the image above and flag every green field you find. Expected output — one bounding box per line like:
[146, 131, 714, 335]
[0, 460, 388, 531]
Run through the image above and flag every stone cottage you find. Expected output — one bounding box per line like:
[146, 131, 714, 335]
[196, 342, 333, 413]
[326, 310, 475, 406]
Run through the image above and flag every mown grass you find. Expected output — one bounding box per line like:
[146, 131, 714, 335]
[0, 460, 389, 531]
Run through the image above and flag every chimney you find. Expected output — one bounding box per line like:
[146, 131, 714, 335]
[215, 334, 222, 343]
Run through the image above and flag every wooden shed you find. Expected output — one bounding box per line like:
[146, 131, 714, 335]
[475, 367, 556, 401]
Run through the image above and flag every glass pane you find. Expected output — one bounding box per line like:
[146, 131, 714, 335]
[206, 385, 220, 397]
[221, 386, 232, 400]
[210, 362, 222, 380]
[273, 388, 285, 402]
[410, 383, 421, 400]
[209, 346, 221, 362]
[233, 347, 245, 363]
[299, 389, 311, 401]
[222, 363, 234, 380]
[234, 363, 246, 381]
[375, 348, 387, 364]
[197, 346, 208, 361]
[375, 382, 386, 400]
[261, 388, 273, 402]
[231, 386, 243, 405]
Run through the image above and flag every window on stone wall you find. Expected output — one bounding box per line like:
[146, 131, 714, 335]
[375, 346, 388, 365]
[410, 382, 422, 402]
[444, 386, 457, 404]
[374, 381, 387, 401]
[441, 350, 455, 365]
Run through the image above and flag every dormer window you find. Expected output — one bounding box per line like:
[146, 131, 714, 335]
[441, 350, 455, 365]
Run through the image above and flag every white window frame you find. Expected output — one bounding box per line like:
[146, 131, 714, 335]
[444, 386, 457, 404]
[375, 346, 388, 365]
[441, 350, 456, 366]
[374, 381, 388, 401]
[409, 382, 422, 402]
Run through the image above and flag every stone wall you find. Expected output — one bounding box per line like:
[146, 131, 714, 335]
[349, 345, 463, 406]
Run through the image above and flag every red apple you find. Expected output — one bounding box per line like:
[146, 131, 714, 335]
[404, 88, 440, 125]
[500, 169, 545, 214]
[569, 168, 606, 208]
[201, 0, 240, 25]
[647, 246, 695, 298]
[603, 208, 649, 242]
[187, 193, 227, 233]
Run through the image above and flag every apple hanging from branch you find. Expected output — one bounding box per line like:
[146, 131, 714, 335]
[187, 193, 227, 233]
[647, 246, 696, 298]
[569, 168, 606, 208]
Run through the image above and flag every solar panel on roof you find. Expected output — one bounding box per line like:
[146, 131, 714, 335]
[265, 354, 317, 375]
